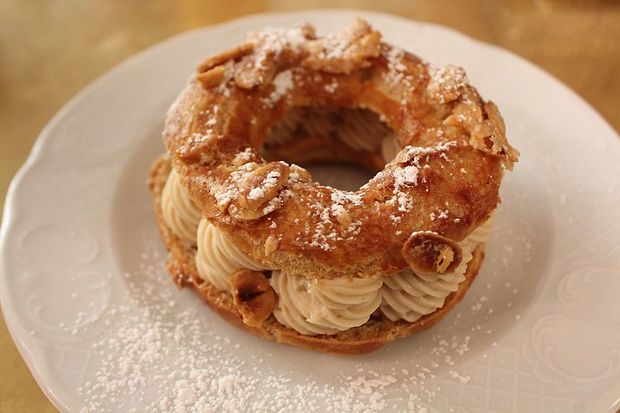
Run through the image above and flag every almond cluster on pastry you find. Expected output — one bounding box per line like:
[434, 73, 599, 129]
[148, 18, 518, 354]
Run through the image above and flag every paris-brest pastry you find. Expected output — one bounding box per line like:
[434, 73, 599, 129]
[148, 19, 519, 354]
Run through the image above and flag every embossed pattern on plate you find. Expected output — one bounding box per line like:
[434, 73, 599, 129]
[1, 10, 619, 413]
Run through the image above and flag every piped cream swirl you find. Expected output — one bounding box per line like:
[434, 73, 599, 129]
[264, 107, 392, 152]
[380, 218, 494, 322]
[335, 109, 391, 152]
[161, 169, 202, 244]
[270, 271, 383, 335]
[381, 135, 401, 163]
[195, 218, 268, 291]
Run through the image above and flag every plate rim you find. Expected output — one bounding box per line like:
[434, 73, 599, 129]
[1, 8, 618, 412]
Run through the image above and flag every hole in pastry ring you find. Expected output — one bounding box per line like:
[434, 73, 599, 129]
[163, 19, 519, 279]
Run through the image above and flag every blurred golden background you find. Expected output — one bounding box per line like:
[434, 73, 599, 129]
[0, 0, 618, 411]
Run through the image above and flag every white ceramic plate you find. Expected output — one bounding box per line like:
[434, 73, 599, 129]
[1, 10, 619, 413]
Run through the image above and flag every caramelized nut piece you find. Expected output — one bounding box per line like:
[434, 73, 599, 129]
[197, 65, 227, 89]
[302, 18, 382, 74]
[402, 231, 463, 276]
[469, 101, 519, 170]
[264, 235, 279, 256]
[289, 164, 313, 182]
[298, 22, 317, 40]
[427, 65, 468, 104]
[226, 162, 289, 221]
[442, 99, 519, 171]
[233, 23, 314, 89]
[443, 100, 483, 128]
[228, 269, 276, 327]
[197, 43, 253, 73]
[234, 58, 277, 89]
[335, 210, 352, 227]
[228, 196, 283, 221]
[483, 102, 506, 136]
[238, 162, 290, 210]
[176, 136, 216, 164]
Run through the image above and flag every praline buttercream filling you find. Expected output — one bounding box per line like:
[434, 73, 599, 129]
[380, 219, 493, 323]
[161, 169, 202, 244]
[162, 166, 493, 335]
[195, 218, 268, 292]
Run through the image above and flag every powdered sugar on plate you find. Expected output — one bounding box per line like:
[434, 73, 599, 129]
[75, 236, 492, 413]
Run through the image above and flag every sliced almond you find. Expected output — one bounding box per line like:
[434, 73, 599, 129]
[228, 197, 283, 221]
[264, 235, 280, 256]
[289, 164, 313, 182]
[238, 162, 290, 211]
[234, 56, 278, 89]
[196, 43, 253, 73]
[302, 18, 382, 74]
[197, 65, 227, 89]
[176, 135, 216, 164]
[443, 100, 483, 128]
[470, 101, 519, 170]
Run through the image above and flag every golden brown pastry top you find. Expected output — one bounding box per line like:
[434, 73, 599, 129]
[162, 18, 519, 279]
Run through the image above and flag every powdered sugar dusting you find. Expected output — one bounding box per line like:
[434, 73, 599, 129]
[233, 147, 254, 164]
[248, 170, 281, 200]
[302, 189, 365, 251]
[330, 189, 363, 212]
[246, 24, 308, 84]
[71, 232, 505, 412]
[380, 142, 457, 223]
[314, 21, 362, 60]
[211, 182, 238, 209]
[384, 46, 412, 93]
[175, 103, 221, 159]
[200, 160, 293, 217]
[394, 141, 455, 165]
[427, 65, 469, 103]
[178, 131, 215, 157]
[266, 70, 294, 106]
[393, 165, 419, 187]
[324, 79, 338, 93]
[248, 24, 308, 54]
